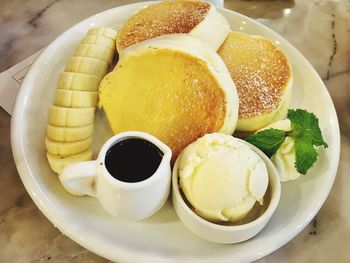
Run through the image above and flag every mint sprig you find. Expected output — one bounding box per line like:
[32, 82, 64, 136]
[288, 109, 328, 148]
[287, 109, 328, 174]
[245, 109, 328, 175]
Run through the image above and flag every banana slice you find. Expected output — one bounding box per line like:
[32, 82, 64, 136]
[81, 35, 115, 51]
[65, 56, 108, 78]
[87, 27, 118, 40]
[57, 72, 100, 91]
[48, 105, 95, 127]
[47, 149, 93, 174]
[45, 136, 92, 157]
[74, 44, 115, 65]
[47, 123, 93, 142]
[54, 89, 98, 107]
[46, 27, 117, 176]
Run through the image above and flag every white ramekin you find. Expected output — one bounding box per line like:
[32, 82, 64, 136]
[172, 139, 281, 244]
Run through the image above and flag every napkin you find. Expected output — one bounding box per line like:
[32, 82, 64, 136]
[0, 49, 42, 115]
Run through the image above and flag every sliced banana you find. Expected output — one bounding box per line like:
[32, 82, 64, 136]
[57, 72, 100, 91]
[87, 27, 118, 40]
[46, 27, 117, 175]
[54, 89, 99, 107]
[74, 44, 115, 65]
[47, 123, 93, 142]
[48, 105, 95, 127]
[45, 136, 92, 157]
[47, 149, 93, 174]
[81, 35, 115, 51]
[65, 56, 108, 78]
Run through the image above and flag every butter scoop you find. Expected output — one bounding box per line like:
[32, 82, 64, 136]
[178, 133, 269, 223]
[261, 119, 301, 182]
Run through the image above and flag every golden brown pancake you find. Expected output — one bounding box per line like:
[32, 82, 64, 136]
[218, 31, 293, 132]
[116, 0, 230, 52]
[99, 35, 238, 160]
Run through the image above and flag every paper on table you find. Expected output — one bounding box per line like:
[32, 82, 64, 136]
[0, 49, 42, 115]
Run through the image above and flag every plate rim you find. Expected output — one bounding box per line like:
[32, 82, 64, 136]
[10, 2, 341, 262]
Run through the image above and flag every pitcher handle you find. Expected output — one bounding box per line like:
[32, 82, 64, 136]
[59, 160, 97, 197]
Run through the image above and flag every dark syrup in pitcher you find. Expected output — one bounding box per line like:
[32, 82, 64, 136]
[105, 138, 164, 183]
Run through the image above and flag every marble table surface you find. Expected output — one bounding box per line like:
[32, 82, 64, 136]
[0, 0, 349, 262]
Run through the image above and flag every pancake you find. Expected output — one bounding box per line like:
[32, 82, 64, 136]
[99, 34, 238, 159]
[218, 31, 293, 132]
[116, 0, 229, 52]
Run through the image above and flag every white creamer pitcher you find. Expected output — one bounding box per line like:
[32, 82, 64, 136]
[59, 131, 172, 221]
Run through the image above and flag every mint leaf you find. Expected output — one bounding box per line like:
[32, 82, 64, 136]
[287, 109, 328, 174]
[246, 128, 287, 157]
[288, 109, 328, 148]
[294, 134, 318, 175]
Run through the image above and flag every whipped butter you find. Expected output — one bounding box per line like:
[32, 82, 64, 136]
[178, 133, 269, 223]
[261, 119, 301, 182]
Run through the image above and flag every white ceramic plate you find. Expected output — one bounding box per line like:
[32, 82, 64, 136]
[11, 2, 340, 262]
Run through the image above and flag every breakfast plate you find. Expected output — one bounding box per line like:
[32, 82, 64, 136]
[11, 2, 340, 262]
